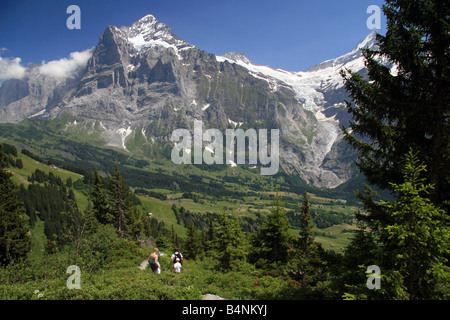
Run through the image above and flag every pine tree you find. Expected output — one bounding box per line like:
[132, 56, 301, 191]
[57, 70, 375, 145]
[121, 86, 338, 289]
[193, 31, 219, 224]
[15, 158, 23, 169]
[297, 192, 314, 254]
[109, 165, 131, 234]
[155, 231, 172, 251]
[170, 224, 180, 248]
[341, 0, 450, 208]
[214, 213, 248, 270]
[0, 145, 31, 266]
[91, 167, 112, 225]
[378, 150, 449, 299]
[340, 0, 450, 299]
[68, 189, 76, 202]
[125, 207, 145, 241]
[185, 222, 201, 260]
[64, 200, 95, 268]
[250, 194, 293, 267]
[205, 217, 216, 252]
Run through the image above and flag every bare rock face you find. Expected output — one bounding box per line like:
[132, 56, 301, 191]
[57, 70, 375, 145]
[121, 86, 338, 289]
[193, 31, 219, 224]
[0, 15, 378, 188]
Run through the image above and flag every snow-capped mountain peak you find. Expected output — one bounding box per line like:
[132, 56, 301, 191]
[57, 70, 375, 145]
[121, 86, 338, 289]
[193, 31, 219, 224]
[303, 30, 377, 73]
[354, 29, 378, 51]
[221, 52, 253, 65]
[119, 14, 194, 55]
[0, 15, 378, 189]
[127, 14, 171, 40]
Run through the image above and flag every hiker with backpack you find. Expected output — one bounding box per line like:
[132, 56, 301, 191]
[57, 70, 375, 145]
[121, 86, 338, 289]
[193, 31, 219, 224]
[170, 248, 183, 269]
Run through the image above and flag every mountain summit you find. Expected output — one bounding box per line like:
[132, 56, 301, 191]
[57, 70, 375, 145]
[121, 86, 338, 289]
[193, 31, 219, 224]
[0, 15, 377, 188]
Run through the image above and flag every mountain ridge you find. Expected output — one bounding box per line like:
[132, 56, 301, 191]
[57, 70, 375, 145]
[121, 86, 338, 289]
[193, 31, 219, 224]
[0, 14, 378, 189]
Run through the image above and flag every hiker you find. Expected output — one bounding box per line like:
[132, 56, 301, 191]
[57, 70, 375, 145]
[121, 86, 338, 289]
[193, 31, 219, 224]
[170, 248, 183, 266]
[173, 258, 182, 273]
[148, 247, 161, 274]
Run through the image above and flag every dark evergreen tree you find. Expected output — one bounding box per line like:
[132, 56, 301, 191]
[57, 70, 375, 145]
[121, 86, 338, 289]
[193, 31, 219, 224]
[297, 192, 314, 254]
[185, 222, 201, 260]
[2, 143, 17, 157]
[341, 0, 449, 208]
[341, 151, 450, 299]
[250, 194, 293, 267]
[15, 158, 23, 169]
[91, 167, 112, 225]
[0, 145, 31, 266]
[18, 178, 72, 245]
[205, 217, 216, 252]
[378, 150, 449, 299]
[68, 189, 76, 202]
[64, 200, 94, 267]
[155, 231, 172, 251]
[109, 165, 131, 234]
[340, 0, 450, 299]
[125, 207, 146, 241]
[214, 213, 248, 270]
[170, 224, 180, 248]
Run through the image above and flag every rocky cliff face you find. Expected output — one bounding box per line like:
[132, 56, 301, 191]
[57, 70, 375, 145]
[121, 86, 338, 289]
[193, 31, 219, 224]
[0, 15, 378, 188]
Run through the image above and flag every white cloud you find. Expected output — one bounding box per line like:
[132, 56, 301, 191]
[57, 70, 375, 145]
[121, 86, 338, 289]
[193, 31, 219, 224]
[39, 49, 92, 79]
[0, 56, 26, 80]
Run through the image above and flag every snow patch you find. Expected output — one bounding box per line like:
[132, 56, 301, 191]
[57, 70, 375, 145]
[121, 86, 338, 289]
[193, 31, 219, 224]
[228, 119, 243, 127]
[189, 99, 197, 107]
[28, 108, 46, 118]
[227, 160, 237, 167]
[129, 36, 185, 60]
[116, 126, 132, 150]
[216, 32, 377, 184]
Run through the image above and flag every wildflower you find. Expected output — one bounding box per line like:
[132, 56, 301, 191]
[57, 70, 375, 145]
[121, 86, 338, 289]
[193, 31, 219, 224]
[34, 290, 39, 294]
[38, 293, 44, 298]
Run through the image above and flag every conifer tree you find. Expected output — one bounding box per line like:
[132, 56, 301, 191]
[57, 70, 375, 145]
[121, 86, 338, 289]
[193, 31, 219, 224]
[91, 167, 112, 225]
[341, 0, 449, 208]
[0, 145, 31, 266]
[108, 165, 131, 234]
[66, 177, 73, 188]
[214, 213, 248, 270]
[297, 192, 314, 254]
[378, 150, 449, 299]
[185, 222, 201, 260]
[15, 158, 23, 169]
[64, 199, 95, 268]
[340, 0, 449, 299]
[205, 217, 216, 252]
[250, 194, 292, 267]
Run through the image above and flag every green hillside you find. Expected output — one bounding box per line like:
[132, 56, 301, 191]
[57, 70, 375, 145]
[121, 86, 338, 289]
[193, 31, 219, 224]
[0, 118, 361, 252]
[0, 134, 360, 301]
[5, 143, 358, 252]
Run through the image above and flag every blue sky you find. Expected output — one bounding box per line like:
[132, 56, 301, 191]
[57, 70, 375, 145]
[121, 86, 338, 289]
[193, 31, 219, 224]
[0, 0, 386, 73]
